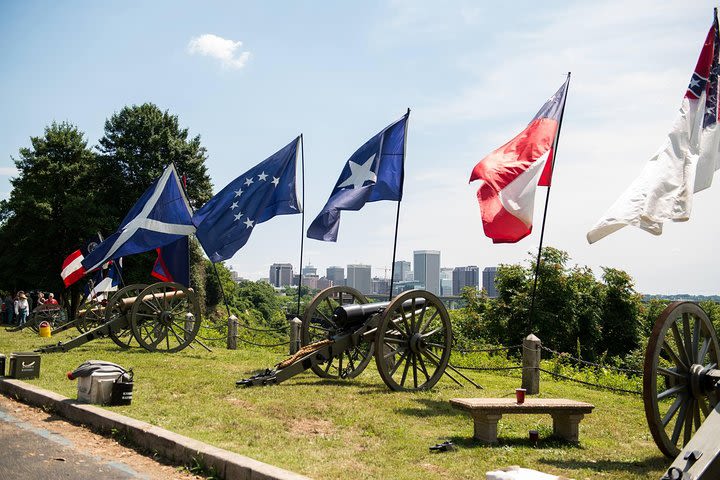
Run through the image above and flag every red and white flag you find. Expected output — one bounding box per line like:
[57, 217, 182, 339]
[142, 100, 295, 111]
[587, 14, 720, 243]
[61, 249, 86, 287]
[469, 78, 568, 243]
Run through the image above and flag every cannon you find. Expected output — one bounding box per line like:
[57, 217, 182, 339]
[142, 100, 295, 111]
[37, 282, 201, 354]
[238, 287, 456, 391]
[643, 302, 720, 479]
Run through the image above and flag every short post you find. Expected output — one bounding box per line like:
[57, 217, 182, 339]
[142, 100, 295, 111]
[184, 313, 195, 342]
[522, 333, 541, 395]
[227, 314, 238, 350]
[289, 317, 302, 354]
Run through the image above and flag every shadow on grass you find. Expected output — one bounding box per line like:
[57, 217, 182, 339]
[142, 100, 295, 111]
[539, 455, 668, 475]
[447, 432, 585, 451]
[395, 398, 465, 418]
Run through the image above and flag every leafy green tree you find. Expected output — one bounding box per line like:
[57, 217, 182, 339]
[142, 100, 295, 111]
[234, 280, 283, 326]
[95, 103, 213, 284]
[598, 267, 643, 357]
[0, 122, 103, 301]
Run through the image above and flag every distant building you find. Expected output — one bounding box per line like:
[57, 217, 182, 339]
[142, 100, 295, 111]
[392, 280, 424, 296]
[413, 250, 441, 295]
[482, 266, 498, 298]
[303, 274, 319, 289]
[440, 268, 454, 296]
[347, 264, 372, 294]
[269, 263, 293, 287]
[326, 266, 345, 287]
[392, 261, 411, 282]
[302, 264, 317, 276]
[453, 266, 480, 295]
[317, 277, 333, 290]
[372, 277, 391, 296]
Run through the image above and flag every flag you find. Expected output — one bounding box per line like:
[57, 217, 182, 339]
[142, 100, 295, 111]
[307, 113, 408, 242]
[60, 234, 103, 287]
[469, 79, 568, 243]
[82, 164, 195, 271]
[152, 236, 190, 286]
[193, 137, 301, 262]
[88, 259, 122, 301]
[587, 15, 720, 243]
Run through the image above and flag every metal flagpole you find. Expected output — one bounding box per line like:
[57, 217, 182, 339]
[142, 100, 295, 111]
[527, 73, 571, 331]
[388, 108, 410, 301]
[296, 135, 306, 316]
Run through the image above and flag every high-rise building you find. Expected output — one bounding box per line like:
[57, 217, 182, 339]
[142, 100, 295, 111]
[303, 275, 319, 289]
[317, 277, 333, 290]
[302, 264, 317, 276]
[413, 250, 440, 295]
[453, 266, 480, 295]
[346, 264, 372, 294]
[482, 266, 498, 298]
[269, 263, 293, 287]
[372, 277, 391, 296]
[326, 266, 345, 287]
[440, 267, 454, 296]
[392, 261, 411, 282]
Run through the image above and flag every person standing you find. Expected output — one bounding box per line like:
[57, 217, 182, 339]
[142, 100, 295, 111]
[5, 295, 14, 325]
[15, 292, 29, 326]
[45, 293, 58, 306]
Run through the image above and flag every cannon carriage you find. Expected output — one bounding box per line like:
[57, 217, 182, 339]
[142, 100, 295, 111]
[642, 302, 720, 479]
[37, 282, 201, 353]
[239, 286, 455, 392]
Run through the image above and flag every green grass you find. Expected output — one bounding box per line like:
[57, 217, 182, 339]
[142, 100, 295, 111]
[0, 327, 669, 479]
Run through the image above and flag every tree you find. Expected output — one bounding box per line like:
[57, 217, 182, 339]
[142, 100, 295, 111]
[96, 103, 213, 284]
[598, 267, 643, 357]
[0, 122, 103, 296]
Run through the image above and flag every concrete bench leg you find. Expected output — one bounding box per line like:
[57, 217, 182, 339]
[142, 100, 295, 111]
[471, 413, 502, 444]
[551, 413, 584, 442]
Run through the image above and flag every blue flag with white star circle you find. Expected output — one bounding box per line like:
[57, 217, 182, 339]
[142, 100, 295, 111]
[307, 113, 409, 242]
[193, 137, 301, 262]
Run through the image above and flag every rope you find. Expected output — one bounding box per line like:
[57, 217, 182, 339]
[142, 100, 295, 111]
[453, 365, 523, 372]
[537, 367, 641, 395]
[238, 323, 289, 334]
[540, 345, 642, 375]
[234, 337, 291, 348]
[456, 344, 522, 354]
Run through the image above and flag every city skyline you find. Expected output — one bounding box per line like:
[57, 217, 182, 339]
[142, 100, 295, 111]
[3, 3, 720, 295]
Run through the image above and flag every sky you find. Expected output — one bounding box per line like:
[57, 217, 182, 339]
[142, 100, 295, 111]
[2, 0, 720, 295]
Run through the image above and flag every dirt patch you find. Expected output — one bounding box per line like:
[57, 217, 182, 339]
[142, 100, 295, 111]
[287, 417, 336, 438]
[0, 394, 204, 479]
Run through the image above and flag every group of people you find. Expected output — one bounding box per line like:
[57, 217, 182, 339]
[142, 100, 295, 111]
[1, 290, 58, 326]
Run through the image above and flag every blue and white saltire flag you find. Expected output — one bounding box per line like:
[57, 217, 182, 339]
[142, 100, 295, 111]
[193, 137, 301, 262]
[88, 259, 122, 301]
[82, 164, 196, 271]
[307, 112, 409, 242]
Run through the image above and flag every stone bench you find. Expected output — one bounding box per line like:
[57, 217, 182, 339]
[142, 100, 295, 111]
[450, 398, 594, 444]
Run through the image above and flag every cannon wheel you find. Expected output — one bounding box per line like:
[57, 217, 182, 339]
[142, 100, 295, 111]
[75, 301, 106, 334]
[374, 289, 452, 391]
[106, 284, 147, 349]
[130, 282, 201, 353]
[301, 286, 374, 379]
[643, 302, 720, 458]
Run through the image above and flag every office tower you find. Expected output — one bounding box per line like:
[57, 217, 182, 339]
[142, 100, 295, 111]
[392, 260, 411, 282]
[482, 266, 498, 298]
[413, 250, 440, 295]
[317, 277, 333, 290]
[302, 264, 317, 276]
[303, 275, 319, 289]
[346, 264, 372, 294]
[440, 268, 454, 296]
[326, 266, 345, 287]
[453, 266, 480, 295]
[372, 277, 391, 296]
[269, 263, 293, 287]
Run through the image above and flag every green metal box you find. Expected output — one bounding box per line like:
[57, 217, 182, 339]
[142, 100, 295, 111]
[8, 352, 41, 379]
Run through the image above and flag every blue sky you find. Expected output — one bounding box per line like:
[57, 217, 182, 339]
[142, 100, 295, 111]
[2, 0, 719, 294]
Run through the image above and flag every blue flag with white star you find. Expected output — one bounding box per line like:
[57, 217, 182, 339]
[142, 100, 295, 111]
[193, 137, 301, 262]
[307, 113, 408, 242]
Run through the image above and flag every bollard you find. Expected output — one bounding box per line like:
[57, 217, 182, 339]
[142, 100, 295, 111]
[289, 317, 302, 354]
[227, 315, 238, 350]
[184, 313, 195, 342]
[521, 333, 541, 395]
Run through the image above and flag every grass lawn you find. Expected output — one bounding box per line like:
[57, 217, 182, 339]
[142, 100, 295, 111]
[0, 327, 670, 479]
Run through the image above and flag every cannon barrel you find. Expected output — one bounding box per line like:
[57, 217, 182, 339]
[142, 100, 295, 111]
[332, 298, 427, 328]
[118, 288, 192, 312]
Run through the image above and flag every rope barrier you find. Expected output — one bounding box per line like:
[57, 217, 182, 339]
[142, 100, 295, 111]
[537, 367, 641, 395]
[456, 344, 522, 354]
[453, 365, 523, 372]
[540, 345, 642, 375]
[234, 337, 291, 348]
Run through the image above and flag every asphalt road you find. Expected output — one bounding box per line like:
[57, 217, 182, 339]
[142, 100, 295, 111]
[0, 405, 147, 479]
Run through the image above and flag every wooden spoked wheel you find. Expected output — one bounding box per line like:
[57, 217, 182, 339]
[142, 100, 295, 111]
[75, 301, 106, 334]
[106, 284, 147, 349]
[130, 282, 201, 353]
[643, 302, 720, 458]
[374, 290, 452, 391]
[301, 286, 373, 379]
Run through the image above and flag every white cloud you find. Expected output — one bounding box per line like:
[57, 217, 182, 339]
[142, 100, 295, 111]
[187, 34, 251, 70]
[0, 167, 17, 176]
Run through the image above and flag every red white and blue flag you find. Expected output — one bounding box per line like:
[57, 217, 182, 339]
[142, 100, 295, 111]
[60, 234, 102, 287]
[469, 78, 568, 243]
[588, 13, 720, 243]
[151, 236, 190, 287]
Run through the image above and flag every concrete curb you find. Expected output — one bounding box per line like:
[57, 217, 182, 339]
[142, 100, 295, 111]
[0, 378, 310, 480]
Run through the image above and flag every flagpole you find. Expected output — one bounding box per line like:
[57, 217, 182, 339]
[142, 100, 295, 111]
[527, 73, 571, 331]
[388, 108, 410, 301]
[296, 135, 306, 316]
[172, 161, 232, 318]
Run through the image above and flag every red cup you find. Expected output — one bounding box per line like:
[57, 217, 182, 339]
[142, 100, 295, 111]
[515, 388, 526, 404]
